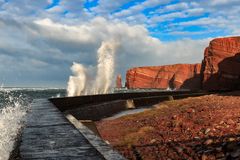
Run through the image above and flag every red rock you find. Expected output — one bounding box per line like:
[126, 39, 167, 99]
[126, 64, 201, 90]
[125, 36, 240, 91]
[202, 37, 240, 90]
[116, 74, 122, 88]
[204, 139, 213, 145]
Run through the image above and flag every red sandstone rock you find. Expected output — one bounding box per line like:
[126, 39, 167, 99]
[126, 64, 201, 90]
[96, 92, 240, 160]
[202, 37, 240, 90]
[126, 36, 240, 91]
[116, 74, 122, 88]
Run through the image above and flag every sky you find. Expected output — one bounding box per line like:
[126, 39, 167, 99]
[0, 0, 239, 87]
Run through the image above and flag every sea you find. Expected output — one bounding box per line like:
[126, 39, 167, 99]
[0, 87, 66, 160]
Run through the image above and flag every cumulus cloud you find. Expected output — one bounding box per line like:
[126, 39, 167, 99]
[1, 0, 239, 37]
[0, 16, 209, 86]
[2, 0, 238, 87]
[34, 17, 208, 69]
[0, 0, 50, 18]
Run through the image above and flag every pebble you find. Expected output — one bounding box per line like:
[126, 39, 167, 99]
[175, 147, 183, 153]
[230, 148, 240, 158]
[215, 152, 225, 159]
[150, 139, 156, 144]
[227, 119, 235, 125]
[172, 115, 177, 119]
[216, 147, 222, 152]
[225, 142, 238, 151]
[187, 108, 195, 113]
[236, 123, 240, 130]
[201, 154, 207, 160]
[220, 121, 224, 125]
[229, 138, 235, 142]
[194, 136, 200, 140]
[204, 139, 213, 145]
[205, 128, 211, 134]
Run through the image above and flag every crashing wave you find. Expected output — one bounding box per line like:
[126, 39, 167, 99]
[0, 90, 29, 160]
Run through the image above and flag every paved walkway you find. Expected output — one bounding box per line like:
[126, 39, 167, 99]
[20, 99, 105, 159]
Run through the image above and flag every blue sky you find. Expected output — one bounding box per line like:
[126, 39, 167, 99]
[0, 0, 239, 87]
[45, 0, 238, 41]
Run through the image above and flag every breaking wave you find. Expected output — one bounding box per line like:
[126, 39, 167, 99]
[0, 89, 29, 160]
[67, 40, 119, 96]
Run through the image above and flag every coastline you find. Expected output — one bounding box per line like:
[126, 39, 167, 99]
[96, 91, 240, 159]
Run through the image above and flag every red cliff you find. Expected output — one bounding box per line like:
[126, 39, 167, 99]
[202, 37, 240, 90]
[126, 36, 240, 91]
[126, 64, 201, 90]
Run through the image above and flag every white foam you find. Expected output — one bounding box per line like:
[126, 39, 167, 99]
[67, 63, 87, 96]
[0, 91, 29, 160]
[93, 40, 118, 94]
[1, 87, 65, 91]
[67, 40, 119, 96]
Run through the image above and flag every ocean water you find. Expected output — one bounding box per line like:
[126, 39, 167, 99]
[0, 88, 66, 160]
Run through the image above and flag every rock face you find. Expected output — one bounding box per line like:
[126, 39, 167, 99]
[202, 37, 240, 90]
[126, 64, 201, 90]
[116, 74, 122, 88]
[126, 36, 240, 91]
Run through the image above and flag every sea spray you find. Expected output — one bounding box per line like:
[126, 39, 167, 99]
[93, 40, 118, 94]
[67, 63, 87, 97]
[67, 40, 119, 96]
[0, 90, 29, 160]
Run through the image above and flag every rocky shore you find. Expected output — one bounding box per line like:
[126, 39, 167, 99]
[97, 92, 240, 159]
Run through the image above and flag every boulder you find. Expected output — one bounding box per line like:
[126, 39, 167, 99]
[202, 37, 240, 90]
[126, 64, 201, 90]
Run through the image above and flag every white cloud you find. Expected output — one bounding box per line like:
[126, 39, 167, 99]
[47, 6, 64, 13]
[34, 17, 207, 67]
[0, 17, 209, 86]
[177, 17, 228, 27]
[156, 2, 189, 13]
[59, 0, 85, 13]
[149, 7, 204, 24]
[147, 1, 240, 36]
[113, 0, 170, 18]
[149, 11, 185, 23]
[0, 0, 49, 17]
[0, 0, 239, 87]
[0, 0, 238, 37]
[186, 8, 204, 16]
[91, 0, 130, 15]
[210, 0, 240, 6]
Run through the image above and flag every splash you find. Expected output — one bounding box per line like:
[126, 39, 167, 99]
[67, 40, 119, 96]
[67, 63, 87, 97]
[93, 40, 118, 94]
[0, 84, 3, 90]
[0, 90, 29, 160]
